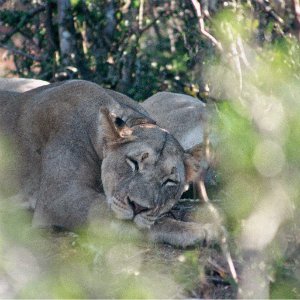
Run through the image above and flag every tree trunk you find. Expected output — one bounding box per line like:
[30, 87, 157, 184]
[57, 0, 89, 78]
[57, 0, 76, 66]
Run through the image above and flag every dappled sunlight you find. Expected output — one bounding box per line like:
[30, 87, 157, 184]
[253, 139, 285, 177]
[206, 11, 300, 299]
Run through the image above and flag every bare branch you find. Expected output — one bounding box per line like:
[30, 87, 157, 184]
[236, 36, 253, 71]
[0, 43, 43, 62]
[292, 0, 300, 40]
[253, 0, 284, 25]
[139, 10, 172, 35]
[190, 0, 223, 52]
[138, 0, 144, 30]
[225, 25, 243, 92]
[0, 5, 46, 44]
[197, 119, 238, 285]
[198, 179, 238, 284]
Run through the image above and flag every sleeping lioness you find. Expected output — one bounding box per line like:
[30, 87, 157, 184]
[142, 92, 207, 150]
[0, 80, 219, 247]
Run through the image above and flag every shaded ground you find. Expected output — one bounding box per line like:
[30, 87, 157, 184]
[0, 199, 299, 298]
[38, 199, 239, 299]
[41, 228, 238, 298]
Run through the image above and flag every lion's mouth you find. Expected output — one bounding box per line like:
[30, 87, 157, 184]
[127, 197, 150, 216]
[110, 196, 158, 229]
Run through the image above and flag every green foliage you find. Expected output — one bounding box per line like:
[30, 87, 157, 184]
[175, 250, 204, 293]
[206, 10, 300, 298]
[0, 9, 26, 25]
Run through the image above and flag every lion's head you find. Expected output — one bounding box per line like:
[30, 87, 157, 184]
[100, 109, 201, 229]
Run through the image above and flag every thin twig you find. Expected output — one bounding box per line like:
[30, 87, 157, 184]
[139, 10, 172, 36]
[197, 116, 238, 284]
[199, 180, 239, 284]
[190, 0, 223, 52]
[113, 8, 172, 62]
[236, 36, 254, 71]
[226, 25, 243, 92]
[253, 0, 284, 25]
[0, 44, 43, 61]
[292, 0, 300, 40]
[138, 0, 144, 30]
[0, 5, 46, 44]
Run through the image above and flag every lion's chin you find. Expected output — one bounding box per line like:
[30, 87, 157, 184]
[109, 196, 157, 228]
[110, 197, 134, 220]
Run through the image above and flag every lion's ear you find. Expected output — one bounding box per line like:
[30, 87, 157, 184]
[184, 144, 204, 183]
[100, 108, 133, 143]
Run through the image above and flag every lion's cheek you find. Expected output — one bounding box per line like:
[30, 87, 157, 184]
[101, 161, 120, 198]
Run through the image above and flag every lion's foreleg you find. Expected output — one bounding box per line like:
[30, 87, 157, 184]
[149, 217, 220, 248]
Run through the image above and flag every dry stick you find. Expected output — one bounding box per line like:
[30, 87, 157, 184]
[121, 0, 131, 13]
[226, 25, 243, 92]
[190, 0, 223, 52]
[138, 0, 144, 30]
[198, 173, 239, 285]
[0, 43, 43, 62]
[198, 123, 239, 284]
[292, 0, 300, 41]
[190, 0, 239, 285]
[236, 36, 254, 71]
[116, 9, 172, 54]
[254, 0, 284, 25]
[0, 5, 46, 44]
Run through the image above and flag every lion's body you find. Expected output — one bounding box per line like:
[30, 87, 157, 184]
[0, 79, 219, 247]
[0, 80, 153, 227]
[142, 92, 207, 150]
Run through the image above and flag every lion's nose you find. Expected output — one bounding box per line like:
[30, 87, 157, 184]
[127, 197, 149, 215]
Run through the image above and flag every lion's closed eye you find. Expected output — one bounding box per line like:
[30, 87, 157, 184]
[126, 157, 139, 171]
[162, 179, 178, 187]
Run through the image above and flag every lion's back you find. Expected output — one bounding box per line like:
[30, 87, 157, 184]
[142, 92, 207, 149]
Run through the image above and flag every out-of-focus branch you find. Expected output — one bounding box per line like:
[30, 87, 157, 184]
[253, 0, 284, 25]
[225, 25, 243, 92]
[45, 1, 56, 56]
[190, 0, 223, 52]
[139, 10, 172, 36]
[0, 5, 46, 44]
[150, 4, 163, 41]
[198, 178, 238, 284]
[197, 121, 238, 284]
[0, 43, 43, 61]
[115, 9, 172, 55]
[292, 0, 300, 40]
[138, 0, 144, 30]
[236, 37, 253, 71]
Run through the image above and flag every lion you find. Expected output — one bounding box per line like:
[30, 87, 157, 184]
[142, 92, 218, 186]
[142, 92, 207, 150]
[0, 80, 219, 247]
